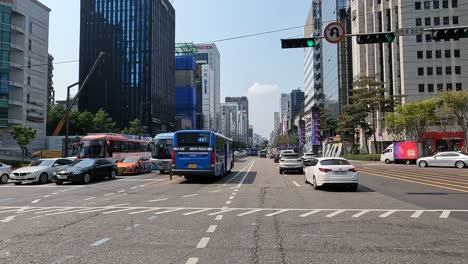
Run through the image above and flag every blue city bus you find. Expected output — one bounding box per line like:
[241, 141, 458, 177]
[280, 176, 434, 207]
[250, 147, 258, 156]
[152, 133, 174, 173]
[172, 130, 234, 179]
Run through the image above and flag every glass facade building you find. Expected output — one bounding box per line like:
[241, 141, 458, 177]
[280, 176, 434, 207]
[79, 0, 175, 133]
[0, 5, 11, 128]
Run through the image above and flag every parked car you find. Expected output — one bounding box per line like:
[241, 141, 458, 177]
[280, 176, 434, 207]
[53, 158, 117, 185]
[279, 153, 303, 174]
[304, 158, 359, 191]
[417, 152, 468, 168]
[0, 162, 12, 184]
[116, 156, 152, 175]
[9, 158, 74, 185]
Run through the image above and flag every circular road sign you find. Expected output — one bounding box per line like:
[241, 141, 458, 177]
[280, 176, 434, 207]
[324, 22, 346, 44]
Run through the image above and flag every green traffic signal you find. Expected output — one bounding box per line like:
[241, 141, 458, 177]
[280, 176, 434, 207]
[307, 39, 314, 47]
[386, 33, 395, 42]
[281, 38, 316, 49]
[356, 32, 395, 44]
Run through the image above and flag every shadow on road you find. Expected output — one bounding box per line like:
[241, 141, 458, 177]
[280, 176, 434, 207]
[321, 184, 375, 193]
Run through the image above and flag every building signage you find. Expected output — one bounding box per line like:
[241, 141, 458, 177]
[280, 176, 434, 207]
[196, 45, 213, 50]
[395, 27, 424, 36]
[0, 0, 13, 4]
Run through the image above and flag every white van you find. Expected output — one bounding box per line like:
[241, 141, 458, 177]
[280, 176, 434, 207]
[380, 145, 394, 164]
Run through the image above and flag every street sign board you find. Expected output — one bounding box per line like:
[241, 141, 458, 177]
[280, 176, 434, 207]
[324, 22, 346, 44]
[395, 27, 424, 36]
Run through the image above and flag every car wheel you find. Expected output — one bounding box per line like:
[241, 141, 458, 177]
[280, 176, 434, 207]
[134, 168, 139, 175]
[349, 183, 358, 192]
[82, 173, 91, 184]
[159, 170, 166, 174]
[279, 169, 283, 174]
[385, 159, 391, 164]
[110, 170, 117, 179]
[313, 176, 320, 190]
[299, 169, 304, 174]
[304, 174, 308, 184]
[0, 174, 8, 184]
[38, 173, 48, 184]
[455, 161, 465, 169]
[55, 181, 63, 185]
[418, 160, 428, 168]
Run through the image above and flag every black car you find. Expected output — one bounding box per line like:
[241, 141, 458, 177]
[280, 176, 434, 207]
[274, 154, 280, 163]
[52, 158, 117, 185]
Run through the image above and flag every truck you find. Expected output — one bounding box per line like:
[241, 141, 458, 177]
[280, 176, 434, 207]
[30, 150, 62, 160]
[380, 142, 421, 164]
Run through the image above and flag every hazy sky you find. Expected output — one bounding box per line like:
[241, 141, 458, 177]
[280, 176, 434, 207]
[41, 0, 310, 138]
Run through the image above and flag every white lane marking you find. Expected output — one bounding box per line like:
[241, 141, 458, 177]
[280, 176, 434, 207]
[236, 161, 255, 188]
[43, 195, 50, 198]
[45, 208, 100, 216]
[104, 193, 115, 196]
[79, 208, 118, 214]
[292, 181, 301, 187]
[221, 206, 228, 210]
[90, 238, 110, 247]
[130, 187, 138, 190]
[102, 208, 136, 214]
[0, 215, 17, 223]
[129, 208, 161, 215]
[215, 215, 223, 221]
[228, 196, 235, 200]
[207, 225, 217, 233]
[299, 210, 322, 217]
[352, 210, 371, 218]
[326, 210, 345, 218]
[117, 190, 126, 193]
[196, 237, 210, 249]
[225, 201, 232, 205]
[86, 202, 96, 205]
[0, 209, 24, 214]
[411, 210, 424, 218]
[186, 258, 199, 264]
[210, 190, 222, 193]
[83, 197, 96, 201]
[154, 208, 184, 215]
[222, 163, 252, 186]
[237, 209, 263, 216]
[31, 199, 41, 204]
[52, 193, 58, 195]
[149, 198, 169, 202]
[182, 194, 198, 198]
[139, 185, 146, 188]
[0, 198, 14, 202]
[379, 210, 396, 218]
[103, 194, 128, 201]
[230, 187, 237, 189]
[231, 192, 236, 195]
[265, 210, 288, 217]
[440, 210, 451, 219]
[234, 189, 239, 192]
[50, 255, 74, 264]
[183, 209, 212, 216]
[147, 215, 158, 220]
[125, 224, 141, 231]
[34, 208, 72, 214]
[208, 209, 235, 215]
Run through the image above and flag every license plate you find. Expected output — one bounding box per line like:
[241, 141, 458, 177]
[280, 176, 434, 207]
[334, 171, 347, 175]
[188, 164, 198, 169]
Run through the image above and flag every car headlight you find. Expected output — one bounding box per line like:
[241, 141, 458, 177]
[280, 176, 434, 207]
[73, 171, 81, 175]
[127, 166, 132, 169]
[53, 172, 57, 176]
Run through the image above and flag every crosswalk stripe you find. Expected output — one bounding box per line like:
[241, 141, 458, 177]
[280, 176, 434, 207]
[79, 208, 115, 214]
[128, 208, 162, 215]
[154, 208, 184, 215]
[45, 208, 97, 216]
[440, 210, 451, 219]
[411, 210, 424, 218]
[237, 209, 263, 216]
[352, 210, 370, 218]
[379, 210, 396, 218]
[207, 209, 235, 216]
[299, 210, 322, 217]
[102, 208, 137, 214]
[183, 209, 212, 216]
[326, 210, 345, 218]
[265, 210, 288, 217]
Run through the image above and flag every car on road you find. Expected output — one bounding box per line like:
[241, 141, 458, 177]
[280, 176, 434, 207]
[304, 158, 359, 191]
[0, 162, 12, 184]
[280, 150, 294, 158]
[259, 150, 267, 158]
[9, 158, 73, 185]
[116, 156, 152, 175]
[279, 153, 303, 174]
[301, 153, 315, 163]
[273, 154, 280, 163]
[53, 158, 118, 185]
[417, 152, 468, 169]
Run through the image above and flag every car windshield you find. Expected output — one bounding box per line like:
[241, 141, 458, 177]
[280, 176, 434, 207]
[320, 159, 351, 166]
[30, 160, 54, 167]
[282, 155, 299, 159]
[121, 157, 138, 163]
[73, 159, 96, 168]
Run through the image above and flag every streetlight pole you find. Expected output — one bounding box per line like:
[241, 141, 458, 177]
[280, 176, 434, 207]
[64, 82, 79, 157]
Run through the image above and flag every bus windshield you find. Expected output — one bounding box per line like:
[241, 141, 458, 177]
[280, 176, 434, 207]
[176, 132, 210, 146]
[154, 138, 173, 159]
[78, 140, 106, 158]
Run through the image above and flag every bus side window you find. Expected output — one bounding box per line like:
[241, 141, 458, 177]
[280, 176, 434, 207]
[123, 142, 129, 152]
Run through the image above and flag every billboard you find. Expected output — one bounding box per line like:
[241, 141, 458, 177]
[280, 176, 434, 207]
[394, 142, 419, 160]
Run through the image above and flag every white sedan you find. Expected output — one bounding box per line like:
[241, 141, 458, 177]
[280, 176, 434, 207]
[0, 162, 12, 184]
[304, 157, 359, 191]
[9, 158, 74, 185]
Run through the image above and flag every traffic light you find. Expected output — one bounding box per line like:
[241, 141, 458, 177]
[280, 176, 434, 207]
[431, 27, 468, 40]
[281, 38, 316, 49]
[356, 33, 395, 44]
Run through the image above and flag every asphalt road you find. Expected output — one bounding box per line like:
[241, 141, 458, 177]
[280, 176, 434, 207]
[0, 157, 467, 263]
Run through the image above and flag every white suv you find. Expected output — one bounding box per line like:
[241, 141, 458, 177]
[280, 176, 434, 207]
[279, 153, 304, 174]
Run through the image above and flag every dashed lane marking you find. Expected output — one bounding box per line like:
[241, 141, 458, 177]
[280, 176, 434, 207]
[292, 181, 301, 187]
[228, 196, 235, 200]
[0, 215, 18, 223]
[215, 215, 223, 221]
[104, 193, 115, 196]
[154, 208, 184, 215]
[149, 198, 169, 202]
[129, 208, 161, 215]
[182, 194, 199, 198]
[206, 225, 217, 233]
[83, 197, 96, 201]
[196, 237, 210, 249]
[183, 209, 212, 216]
[117, 190, 126, 193]
[31, 199, 41, 204]
[90, 238, 110, 247]
[225, 201, 232, 205]
[186, 258, 199, 264]
[210, 190, 222, 193]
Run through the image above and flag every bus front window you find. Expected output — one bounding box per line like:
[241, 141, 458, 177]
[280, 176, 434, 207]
[78, 140, 106, 158]
[154, 139, 173, 159]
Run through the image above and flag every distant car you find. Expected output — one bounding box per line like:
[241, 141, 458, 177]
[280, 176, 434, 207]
[0, 162, 12, 184]
[9, 158, 73, 185]
[301, 153, 316, 163]
[65, 156, 79, 162]
[279, 153, 303, 174]
[280, 150, 295, 158]
[116, 156, 152, 175]
[417, 152, 468, 168]
[53, 158, 117, 185]
[259, 150, 267, 158]
[304, 158, 358, 191]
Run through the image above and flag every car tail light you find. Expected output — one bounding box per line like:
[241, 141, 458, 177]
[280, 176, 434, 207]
[349, 167, 358, 172]
[319, 168, 332, 172]
[211, 151, 215, 165]
[171, 152, 175, 165]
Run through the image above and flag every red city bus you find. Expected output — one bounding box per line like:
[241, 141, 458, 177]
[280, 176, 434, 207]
[77, 134, 154, 161]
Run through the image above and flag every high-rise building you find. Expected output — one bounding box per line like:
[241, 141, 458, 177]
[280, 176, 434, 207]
[225, 96, 249, 143]
[273, 111, 280, 132]
[201, 64, 215, 130]
[0, 0, 50, 151]
[290, 89, 305, 121]
[47, 54, 54, 109]
[280, 93, 290, 134]
[78, 0, 176, 134]
[195, 44, 221, 131]
[175, 55, 196, 130]
[222, 102, 239, 140]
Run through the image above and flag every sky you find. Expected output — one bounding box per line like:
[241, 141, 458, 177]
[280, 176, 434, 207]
[41, 0, 311, 138]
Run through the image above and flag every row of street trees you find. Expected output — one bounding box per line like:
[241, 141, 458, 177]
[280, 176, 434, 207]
[47, 105, 146, 136]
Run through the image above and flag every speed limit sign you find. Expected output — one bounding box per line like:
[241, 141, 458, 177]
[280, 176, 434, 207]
[324, 22, 346, 44]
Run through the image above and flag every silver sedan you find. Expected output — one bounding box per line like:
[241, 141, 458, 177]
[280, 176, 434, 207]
[417, 152, 468, 169]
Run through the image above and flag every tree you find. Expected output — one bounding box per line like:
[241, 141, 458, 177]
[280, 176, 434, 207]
[319, 107, 337, 140]
[121, 118, 146, 135]
[92, 108, 117, 132]
[10, 125, 36, 161]
[437, 91, 468, 151]
[47, 104, 65, 136]
[77, 111, 95, 135]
